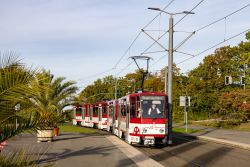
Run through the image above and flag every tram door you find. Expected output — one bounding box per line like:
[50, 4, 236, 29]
[113, 101, 117, 134]
[126, 102, 129, 140]
[126, 103, 129, 127]
[118, 104, 121, 134]
[98, 106, 102, 129]
[89, 106, 92, 124]
[82, 107, 85, 125]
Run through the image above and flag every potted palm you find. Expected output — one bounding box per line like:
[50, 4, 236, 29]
[36, 112, 57, 142]
[52, 111, 72, 136]
[0, 54, 44, 142]
[25, 70, 78, 141]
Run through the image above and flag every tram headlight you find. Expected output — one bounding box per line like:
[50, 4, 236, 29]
[159, 129, 164, 133]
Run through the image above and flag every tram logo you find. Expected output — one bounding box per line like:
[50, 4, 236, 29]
[133, 126, 140, 134]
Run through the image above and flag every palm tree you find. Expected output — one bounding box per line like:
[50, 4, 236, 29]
[23, 70, 78, 128]
[0, 53, 41, 142]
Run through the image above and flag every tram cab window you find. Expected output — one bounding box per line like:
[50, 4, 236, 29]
[141, 96, 165, 118]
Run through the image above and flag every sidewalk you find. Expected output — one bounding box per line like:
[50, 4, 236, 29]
[2, 132, 164, 167]
[175, 124, 250, 150]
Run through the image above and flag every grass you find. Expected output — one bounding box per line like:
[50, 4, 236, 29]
[190, 121, 220, 127]
[173, 127, 204, 134]
[232, 121, 250, 132]
[59, 125, 97, 134]
[189, 119, 250, 132]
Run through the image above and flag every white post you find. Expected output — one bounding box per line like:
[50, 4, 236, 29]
[185, 108, 188, 133]
[15, 104, 20, 130]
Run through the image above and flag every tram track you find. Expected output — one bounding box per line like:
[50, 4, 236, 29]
[135, 134, 250, 167]
[173, 134, 250, 161]
[136, 135, 206, 167]
[85, 128, 250, 166]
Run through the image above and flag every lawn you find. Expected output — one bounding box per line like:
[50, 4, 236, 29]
[190, 120, 250, 132]
[59, 125, 97, 134]
[173, 127, 203, 134]
[233, 121, 250, 132]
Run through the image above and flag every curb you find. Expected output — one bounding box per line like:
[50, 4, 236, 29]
[197, 135, 250, 151]
[106, 136, 166, 167]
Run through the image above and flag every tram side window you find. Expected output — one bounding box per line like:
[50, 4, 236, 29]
[93, 106, 98, 116]
[103, 106, 107, 116]
[82, 108, 86, 119]
[121, 105, 126, 116]
[89, 107, 93, 120]
[109, 106, 114, 117]
[130, 97, 136, 118]
[76, 107, 82, 115]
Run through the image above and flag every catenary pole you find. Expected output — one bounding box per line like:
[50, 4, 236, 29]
[148, 7, 194, 145]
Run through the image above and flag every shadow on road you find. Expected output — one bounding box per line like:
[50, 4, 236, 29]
[139, 133, 233, 167]
[37, 145, 117, 165]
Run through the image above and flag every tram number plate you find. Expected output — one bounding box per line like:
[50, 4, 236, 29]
[144, 138, 155, 145]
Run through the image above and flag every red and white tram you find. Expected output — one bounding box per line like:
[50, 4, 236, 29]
[90, 102, 108, 130]
[113, 91, 167, 145]
[73, 91, 167, 146]
[73, 105, 83, 125]
[80, 104, 92, 127]
[106, 100, 118, 133]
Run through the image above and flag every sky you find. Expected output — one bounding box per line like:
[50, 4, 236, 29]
[0, 0, 250, 89]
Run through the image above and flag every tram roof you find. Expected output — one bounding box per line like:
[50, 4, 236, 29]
[128, 91, 166, 97]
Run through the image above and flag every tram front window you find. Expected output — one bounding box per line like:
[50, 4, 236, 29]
[141, 96, 165, 118]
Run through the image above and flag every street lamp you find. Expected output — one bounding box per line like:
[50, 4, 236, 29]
[148, 7, 194, 145]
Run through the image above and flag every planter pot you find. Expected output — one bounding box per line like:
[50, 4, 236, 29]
[54, 127, 59, 136]
[37, 129, 54, 142]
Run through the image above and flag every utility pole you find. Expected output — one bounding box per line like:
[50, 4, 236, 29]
[167, 15, 174, 144]
[244, 63, 247, 91]
[148, 7, 194, 145]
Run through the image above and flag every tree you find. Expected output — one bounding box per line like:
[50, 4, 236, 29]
[21, 70, 78, 128]
[0, 53, 42, 142]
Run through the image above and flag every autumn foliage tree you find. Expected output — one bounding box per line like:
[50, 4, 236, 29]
[78, 32, 250, 124]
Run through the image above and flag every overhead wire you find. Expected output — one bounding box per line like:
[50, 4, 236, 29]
[174, 0, 205, 27]
[151, 2, 250, 69]
[145, 0, 205, 69]
[80, 1, 250, 88]
[115, 61, 134, 76]
[195, 3, 250, 32]
[77, 68, 114, 81]
[173, 2, 250, 54]
[112, 0, 176, 69]
[140, 0, 205, 56]
[77, 1, 176, 87]
[176, 28, 250, 65]
[173, 3, 250, 65]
